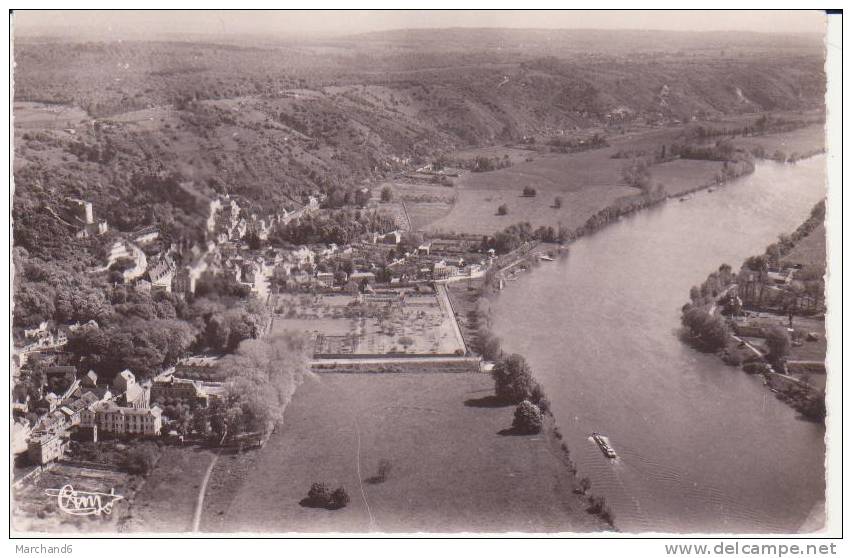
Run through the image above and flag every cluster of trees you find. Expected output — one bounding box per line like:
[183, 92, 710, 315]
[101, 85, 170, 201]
[196, 304, 266, 353]
[13, 248, 112, 329]
[680, 307, 729, 352]
[686, 115, 821, 141]
[714, 158, 756, 184]
[154, 396, 201, 436]
[123, 443, 161, 477]
[491, 354, 549, 411]
[740, 201, 825, 315]
[547, 133, 608, 154]
[66, 317, 197, 381]
[687, 263, 736, 309]
[611, 148, 647, 159]
[777, 379, 826, 421]
[194, 272, 253, 300]
[480, 222, 533, 254]
[479, 222, 570, 255]
[621, 158, 653, 192]
[471, 155, 512, 173]
[15, 239, 268, 383]
[270, 209, 396, 246]
[574, 189, 668, 239]
[764, 201, 825, 268]
[303, 482, 350, 510]
[206, 332, 311, 442]
[670, 140, 756, 173]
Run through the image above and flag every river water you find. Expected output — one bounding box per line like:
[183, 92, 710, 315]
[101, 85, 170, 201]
[491, 156, 827, 533]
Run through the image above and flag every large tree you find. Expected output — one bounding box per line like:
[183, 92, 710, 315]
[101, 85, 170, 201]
[764, 325, 791, 366]
[492, 353, 538, 404]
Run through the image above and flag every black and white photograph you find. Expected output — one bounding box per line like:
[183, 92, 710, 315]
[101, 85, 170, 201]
[5, 7, 842, 545]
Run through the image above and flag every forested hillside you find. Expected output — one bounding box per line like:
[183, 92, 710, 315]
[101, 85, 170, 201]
[13, 29, 825, 255]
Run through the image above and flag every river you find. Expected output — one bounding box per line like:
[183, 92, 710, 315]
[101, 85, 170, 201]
[491, 156, 827, 533]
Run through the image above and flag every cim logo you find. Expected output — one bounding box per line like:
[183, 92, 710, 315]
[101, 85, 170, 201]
[45, 484, 125, 517]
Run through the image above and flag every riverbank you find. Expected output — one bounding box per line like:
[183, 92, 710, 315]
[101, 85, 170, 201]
[680, 196, 826, 424]
[450, 149, 827, 532]
[483, 154, 827, 532]
[446, 272, 617, 530]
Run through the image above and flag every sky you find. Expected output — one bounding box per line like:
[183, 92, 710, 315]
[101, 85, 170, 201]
[13, 9, 827, 39]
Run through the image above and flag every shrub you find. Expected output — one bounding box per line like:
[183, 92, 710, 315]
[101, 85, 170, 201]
[305, 482, 349, 509]
[721, 351, 743, 366]
[512, 400, 543, 434]
[765, 325, 791, 365]
[743, 362, 770, 375]
[123, 443, 160, 477]
[522, 186, 537, 197]
[587, 494, 616, 524]
[306, 482, 332, 507]
[376, 459, 392, 482]
[531, 383, 550, 413]
[681, 307, 729, 351]
[622, 157, 652, 191]
[380, 186, 393, 202]
[497, 204, 508, 216]
[587, 495, 606, 514]
[553, 196, 563, 209]
[329, 487, 350, 510]
[478, 330, 502, 361]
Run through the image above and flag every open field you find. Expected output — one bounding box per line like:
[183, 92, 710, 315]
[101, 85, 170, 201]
[272, 292, 465, 356]
[375, 181, 457, 231]
[14, 101, 89, 130]
[405, 200, 455, 231]
[652, 159, 725, 196]
[201, 372, 604, 533]
[426, 127, 734, 235]
[424, 125, 826, 236]
[783, 222, 826, 270]
[788, 317, 827, 363]
[125, 447, 217, 533]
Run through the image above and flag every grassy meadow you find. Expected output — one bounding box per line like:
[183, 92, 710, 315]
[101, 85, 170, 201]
[201, 372, 604, 533]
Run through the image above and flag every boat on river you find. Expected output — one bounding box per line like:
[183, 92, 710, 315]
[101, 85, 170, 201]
[591, 432, 617, 459]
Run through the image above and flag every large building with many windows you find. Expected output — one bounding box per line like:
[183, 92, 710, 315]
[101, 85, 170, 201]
[83, 401, 163, 436]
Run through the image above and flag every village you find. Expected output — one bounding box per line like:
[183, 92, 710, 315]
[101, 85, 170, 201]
[10, 169, 520, 521]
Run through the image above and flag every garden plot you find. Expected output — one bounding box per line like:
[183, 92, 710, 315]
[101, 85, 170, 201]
[271, 293, 464, 356]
